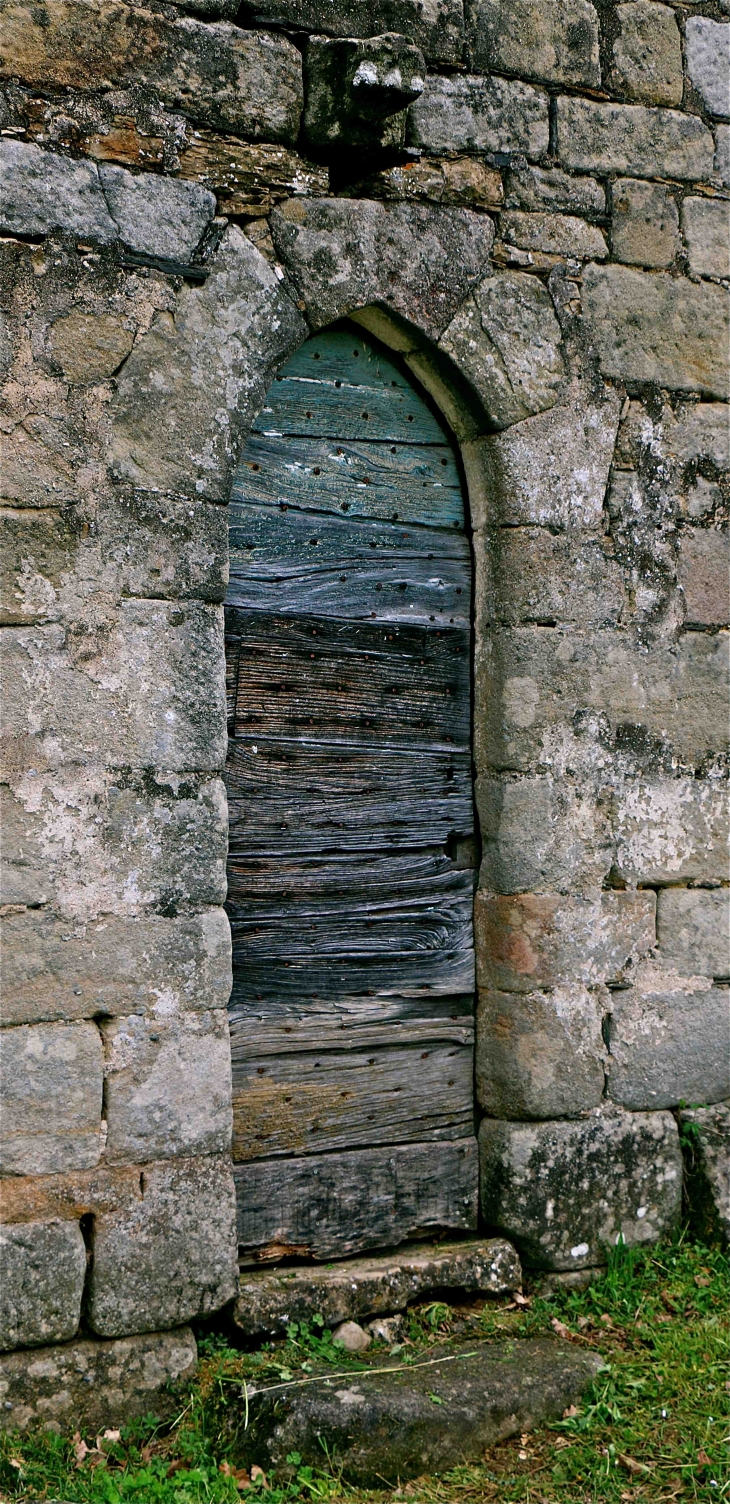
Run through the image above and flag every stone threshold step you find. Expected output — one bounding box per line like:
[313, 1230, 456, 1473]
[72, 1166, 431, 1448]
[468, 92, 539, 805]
[233, 1237, 522, 1341]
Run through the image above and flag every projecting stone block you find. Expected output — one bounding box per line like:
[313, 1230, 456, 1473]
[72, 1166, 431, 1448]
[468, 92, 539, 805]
[0, 1221, 86, 1352]
[656, 888, 730, 979]
[682, 197, 730, 280]
[408, 74, 549, 160]
[475, 890, 656, 993]
[236, 0, 465, 65]
[0, 140, 117, 242]
[499, 211, 608, 260]
[0, 1023, 103, 1176]
[686, 17, 730, 120]
[582, 263, 729, 399]
[477, 774, 613, 895]
[678, 528, 730, 628]
[614, 775, 729, 886]
[608, 1, 683, 106]
[440, 272, 565, 429]
[88, 1155, 238, 1336]
[504, 161, 605, 218]
[607, 966, 730, 1110]
[98, 165, 215, 261]
[102, 1010, 232, 1164]
[679, 1101, 730, 1246]
[476, 985, 606, 1119]
[303, 33, 426, 153]
[0, 1327, 198, 1432]
[467, 0, 600, 88]
[611, 178, 680, 268]
[556, 97, 714, 180]
[479, 1107, 682, 1269]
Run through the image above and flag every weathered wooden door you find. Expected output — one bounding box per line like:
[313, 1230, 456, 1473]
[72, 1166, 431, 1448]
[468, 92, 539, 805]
[224, 323, 477, 1263]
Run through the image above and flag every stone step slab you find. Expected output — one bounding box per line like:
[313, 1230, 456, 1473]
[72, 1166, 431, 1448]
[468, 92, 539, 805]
[233, 1238, 521, 1340]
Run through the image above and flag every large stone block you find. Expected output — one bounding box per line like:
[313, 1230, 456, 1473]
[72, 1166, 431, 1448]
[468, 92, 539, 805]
[656, 888, 730, 979]
[102, 1010, 232, 1164]
[614, 775, 729, 886]
[677, 528, 730, 628]
[582, 264, 729, 399]
[611, 178, 680, 269]
[0, 1327, 198, 1432]
[476, 527, 624, 629]
[499, 211, 608, 261]
[0, 140, 116, 242]
[467, 0, 600, 87]
[0, 907, 232, 1027]
[97, 492, 229, 604]
[237, 0, 465, 65]
[607, 965, 730, 1110]
[685, 17, 730, 121]
[607, 1, 683, 106]
[479, 1107, 683, 1268]
[0, 1022, 103, 1175]
[0, 1221, 86, 1352]
[556, 97, 714, 180]
[109, 225, 307, 500]
[98, 165, 215, 261]
[679, 1101, 730, 1246]
[439, 272, 565, 429]
[476, 985, 606, 1119]
[408, 74, 549, 159]
[475, 890, 656, 993]
[505, 161, 605, 218]
[270, 197, 493, 341]
[88, 1155, 238, 1336]
[477, 774, 613, 895]
[682, 197, 730, 280]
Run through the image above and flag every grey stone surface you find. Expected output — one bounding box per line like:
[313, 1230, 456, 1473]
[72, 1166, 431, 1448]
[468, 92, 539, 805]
[102, 1010, 232, 1164]
[656, 888, 730, 979]
[235, 0, 465, 65]
[686, 17, 730, 120]
[0, 1327, 198, 1432]
[582, 263, 729, 399]
[613, 775, 729, 887]
[476, 526, 624, 629]
[611, 178, 679, 268]
[682, 196, 730, 280]
[475, 890, 656, 993]
[500, 211, 608, 260]
[608, 1, 683, 106]
[332, 1320, 371, 1352]
[271, 197, 493, 340]
[98, 165, 215, 261]
[0, 1023, 103, 1176]
[239, 1337, 603, 1484]
[715, 125, 730, 186]
[46, 309, 136, 382]
[607, 966, 730, 1109]
[351, 155, 504, 211]
[88, 1155, 238, 1336]
[504, 161, 605, 218]
[408, 74, 549, 159]
[0, 785, 49, 907]
[467, 0, 600, 87]
[477, 774, 613, 894]
[0, 908, 232, 1028]
[0, 140, 117, 242]
[303, 33, 425, 152]
[680, 1101, 730, 1246]
[440, 272, 565, 429]
[678, 528, 730, 628]
[476, 985, 606, 1119]
[233, 1238, 521, 1340]
[480, 1107, 683, 1269]
[0, 1221, 86, 1352]
[556, 97, 715, 180]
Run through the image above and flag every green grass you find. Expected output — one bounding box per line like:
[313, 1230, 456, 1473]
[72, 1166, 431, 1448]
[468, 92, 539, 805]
[1, 1233, 727, 1504]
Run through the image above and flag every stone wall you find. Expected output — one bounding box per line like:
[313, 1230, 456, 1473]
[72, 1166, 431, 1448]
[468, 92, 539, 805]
[1, 0, 728, 1391]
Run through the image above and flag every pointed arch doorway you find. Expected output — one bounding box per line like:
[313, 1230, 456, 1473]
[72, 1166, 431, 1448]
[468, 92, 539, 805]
[224, 321, 478, 1263]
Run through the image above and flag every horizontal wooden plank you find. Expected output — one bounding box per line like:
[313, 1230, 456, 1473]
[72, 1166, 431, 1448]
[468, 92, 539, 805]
[226, 610, 470, 748]
[235, 1136, 479, 1261]
[228, 1004, 474, 1055]
[231, 435, 463, 527]
[225, 738, 473, 855]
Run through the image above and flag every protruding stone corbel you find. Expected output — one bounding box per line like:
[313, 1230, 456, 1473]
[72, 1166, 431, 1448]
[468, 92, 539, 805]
[303, 33, 426, 154]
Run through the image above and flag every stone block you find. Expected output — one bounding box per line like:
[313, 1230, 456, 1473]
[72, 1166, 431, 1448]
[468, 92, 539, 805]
[439, 272, 565, 430]
[98, 165, 215, 262]
[467, 0, 600, 87]
[303, 33, 425, 153]
[608, 1, 683, 106]
[236, 0, 465, 65]
[233, 1238, 521, 1340]
[177, 137, 328, 218]
[0, 784, 49, 907]
[556, 97, 714, 180]
[656, 888, 730, 979]
[499, 211, 608, 260]
[715, 125, 730, 187]
[582, 263, 729, 399]
[479, 1106, 682, 1269]
[88, 1155, 238, 1336]
[0, 1022, 103, 1176]
[678, 528, 730, 627]
[351, 156, 504, 211]
[0, 140, 117, 242]
[0, 1163, 148, 1227]
[0, 907, 232, 1028]
[686, 17, 730, 121]
[47, 310, 136, 383]
[270, 198, 493, 341]
[611, 178, 679, 268]
[476, 527, 624, 629]
[477, 774, 613, 895]
[476, 985, 606, 1119]
[102, 1010, 232, 1164]
[614, 774, 729, 886]
[682, 196, 730, 280]
[408, 74, 549, 160]
[607, 965, 730, 1109]
[679, 1101, 730, 1246]
[98, 492, 229, 604]
[0, 1327, 198, 1432]
[505, 161, 605, 218]
[475, 890, 656, 993]
[0, 1221, 86, 1352]
[463, 386, 620, 530]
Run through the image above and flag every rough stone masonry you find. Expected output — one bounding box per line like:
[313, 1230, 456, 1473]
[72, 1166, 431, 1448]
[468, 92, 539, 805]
[0, 0, 728, 1424]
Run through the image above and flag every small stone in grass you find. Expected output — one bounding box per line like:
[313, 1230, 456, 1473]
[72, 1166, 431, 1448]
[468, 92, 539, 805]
[367, 1315, 403, 1343]
[331, 1320, 371, 1352]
